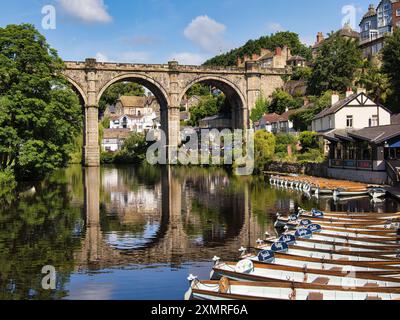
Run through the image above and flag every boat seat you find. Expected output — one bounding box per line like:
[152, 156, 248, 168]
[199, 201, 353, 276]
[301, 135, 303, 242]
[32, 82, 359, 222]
[336, 258, 350, 261]
[307, 292, 324, 300]
[329, 267, 342, 272]
[312, 277, 330, 285]
[365, 296, 382, 300]
[364, 283, 379, 288]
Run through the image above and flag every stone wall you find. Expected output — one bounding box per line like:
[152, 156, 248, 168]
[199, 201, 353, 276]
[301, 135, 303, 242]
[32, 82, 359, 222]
[327, 168, 387, 185]
[265, 161, 328, 177]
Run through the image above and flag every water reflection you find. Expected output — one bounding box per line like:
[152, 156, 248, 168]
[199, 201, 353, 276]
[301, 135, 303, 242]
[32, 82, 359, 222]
[0, 165, 399, 300]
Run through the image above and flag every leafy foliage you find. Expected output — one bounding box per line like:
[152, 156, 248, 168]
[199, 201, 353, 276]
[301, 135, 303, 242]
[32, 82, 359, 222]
[357, 62, 392, 105]
[113, 133, 149, 164]
[382, 28, 400, 112]
[254, 131, 276, 173]
[299, 131, 319, 152]
[187, 94, 228, 126]
[204, 31, 312, 67]
[308, 32, 362, 95]
[250, 94, 270, 123]
[290, 66, 312, 81]
[269, 89, 303, 114]
[0, 24, 82, 180]
[186, 84, 211, 97]
[289, 91, 332, 131]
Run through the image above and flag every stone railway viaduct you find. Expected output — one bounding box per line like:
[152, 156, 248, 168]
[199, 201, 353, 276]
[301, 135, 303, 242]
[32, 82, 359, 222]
[63, 59, 289, 166]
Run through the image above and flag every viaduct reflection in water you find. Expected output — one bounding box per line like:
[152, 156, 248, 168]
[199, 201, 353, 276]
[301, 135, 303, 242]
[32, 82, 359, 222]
[75, 166, 267, 270]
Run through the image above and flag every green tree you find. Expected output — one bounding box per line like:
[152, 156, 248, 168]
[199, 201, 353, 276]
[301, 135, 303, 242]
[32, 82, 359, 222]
[250, 94, 270, 124]
[299, 131, 319, 152]
[0, 24, 82, 180]
[291, 66, 312, 81]
[204, 31, 312, 67]
[269, 89, 303, 114]
[186, 83, 211, 97]
[99, 82, 145, 114]
[188, 95, 227, 126]
[254, 131, 276, 173]
[114, 133, 148, 164]
[382, 28, 400, 112]
[308, 32, 362, 95]
[358, 65, 392, 105]
[289, 91, 332, 131]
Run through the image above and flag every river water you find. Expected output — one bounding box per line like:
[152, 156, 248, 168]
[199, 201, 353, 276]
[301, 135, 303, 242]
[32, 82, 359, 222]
[0, 165, 399, 300]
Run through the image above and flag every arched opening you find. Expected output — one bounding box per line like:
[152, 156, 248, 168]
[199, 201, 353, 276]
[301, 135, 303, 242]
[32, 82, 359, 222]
[178, 77, 246, 134]
[98, 74, 169, 132]
[97, 74, 171, 157]
[63, 77, 88, 165]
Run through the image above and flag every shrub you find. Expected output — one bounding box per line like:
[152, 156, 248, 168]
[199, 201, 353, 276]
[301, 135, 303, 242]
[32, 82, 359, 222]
[299, 131, 319, 152]
[254, 131, 276, 173]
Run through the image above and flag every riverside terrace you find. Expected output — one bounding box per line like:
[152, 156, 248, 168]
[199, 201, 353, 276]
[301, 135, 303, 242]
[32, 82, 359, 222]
[322, 124, 400, 185]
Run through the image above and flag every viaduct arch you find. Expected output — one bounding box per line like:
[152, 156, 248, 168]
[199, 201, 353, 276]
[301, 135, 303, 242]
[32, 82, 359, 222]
[63, 59, 289, 166]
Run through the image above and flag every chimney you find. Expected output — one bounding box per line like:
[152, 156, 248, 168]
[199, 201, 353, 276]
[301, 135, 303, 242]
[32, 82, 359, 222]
[252, 53, 260, 61]
[275, 47, 282, 56]
[346, 87, 354, 98]
[331, 93, 340, 106]
[316, 32, 324, 44]
[285, 107, 289, 113]
[237, 57, 242, 66]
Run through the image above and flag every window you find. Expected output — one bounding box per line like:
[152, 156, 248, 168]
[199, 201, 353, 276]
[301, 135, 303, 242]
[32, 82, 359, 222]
[346, 115, 353, 128]
[369, 115, 379, 127]
[397, 9, 400, 16]
[364, 22, 371, 31]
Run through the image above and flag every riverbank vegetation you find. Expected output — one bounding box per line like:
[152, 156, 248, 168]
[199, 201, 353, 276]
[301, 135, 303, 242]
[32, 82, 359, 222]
[101, 133, 149, 165]
[253, 131, 325, 174]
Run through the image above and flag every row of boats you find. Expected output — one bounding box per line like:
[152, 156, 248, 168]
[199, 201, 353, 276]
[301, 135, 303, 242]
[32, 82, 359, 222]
[269, 175, 387, 199]
[185, 208, 400, 300]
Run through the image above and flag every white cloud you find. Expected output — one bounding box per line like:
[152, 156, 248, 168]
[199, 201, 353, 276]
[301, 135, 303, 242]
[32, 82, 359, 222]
[266, 22, 284, 33]
[95, 52, 109, 62]
[169, 52, 206, 65]
[59, 0, 112, 23]
[184, 15, 226, 53]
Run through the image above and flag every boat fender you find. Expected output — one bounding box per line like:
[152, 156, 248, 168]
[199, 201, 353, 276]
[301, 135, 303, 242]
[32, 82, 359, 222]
[288, 214, 298, 222]
[300, 219, 312, 227]
[257, 250, 275, 263]
[295, 228, 313, 239]
[307, 224, 322, 233]
[235, 259, 254, 274]
[218, 277, 231, 294]
[278, 234, 296, 245]
[271, 241, 289, 253]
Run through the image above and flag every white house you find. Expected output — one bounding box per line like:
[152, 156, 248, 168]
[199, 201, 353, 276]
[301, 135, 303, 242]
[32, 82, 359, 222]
[109, 114, 159, 134]
[312, 89, 392, 132]
[258, 108, 297, 134]
[102, 129, 131, 152]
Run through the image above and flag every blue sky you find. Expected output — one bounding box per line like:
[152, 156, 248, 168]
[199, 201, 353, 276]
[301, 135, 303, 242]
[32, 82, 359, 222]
[0, 0, 371, 65]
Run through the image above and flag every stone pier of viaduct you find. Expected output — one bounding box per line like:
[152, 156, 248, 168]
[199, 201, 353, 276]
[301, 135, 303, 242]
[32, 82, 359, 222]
[63, 59, 289, 166]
